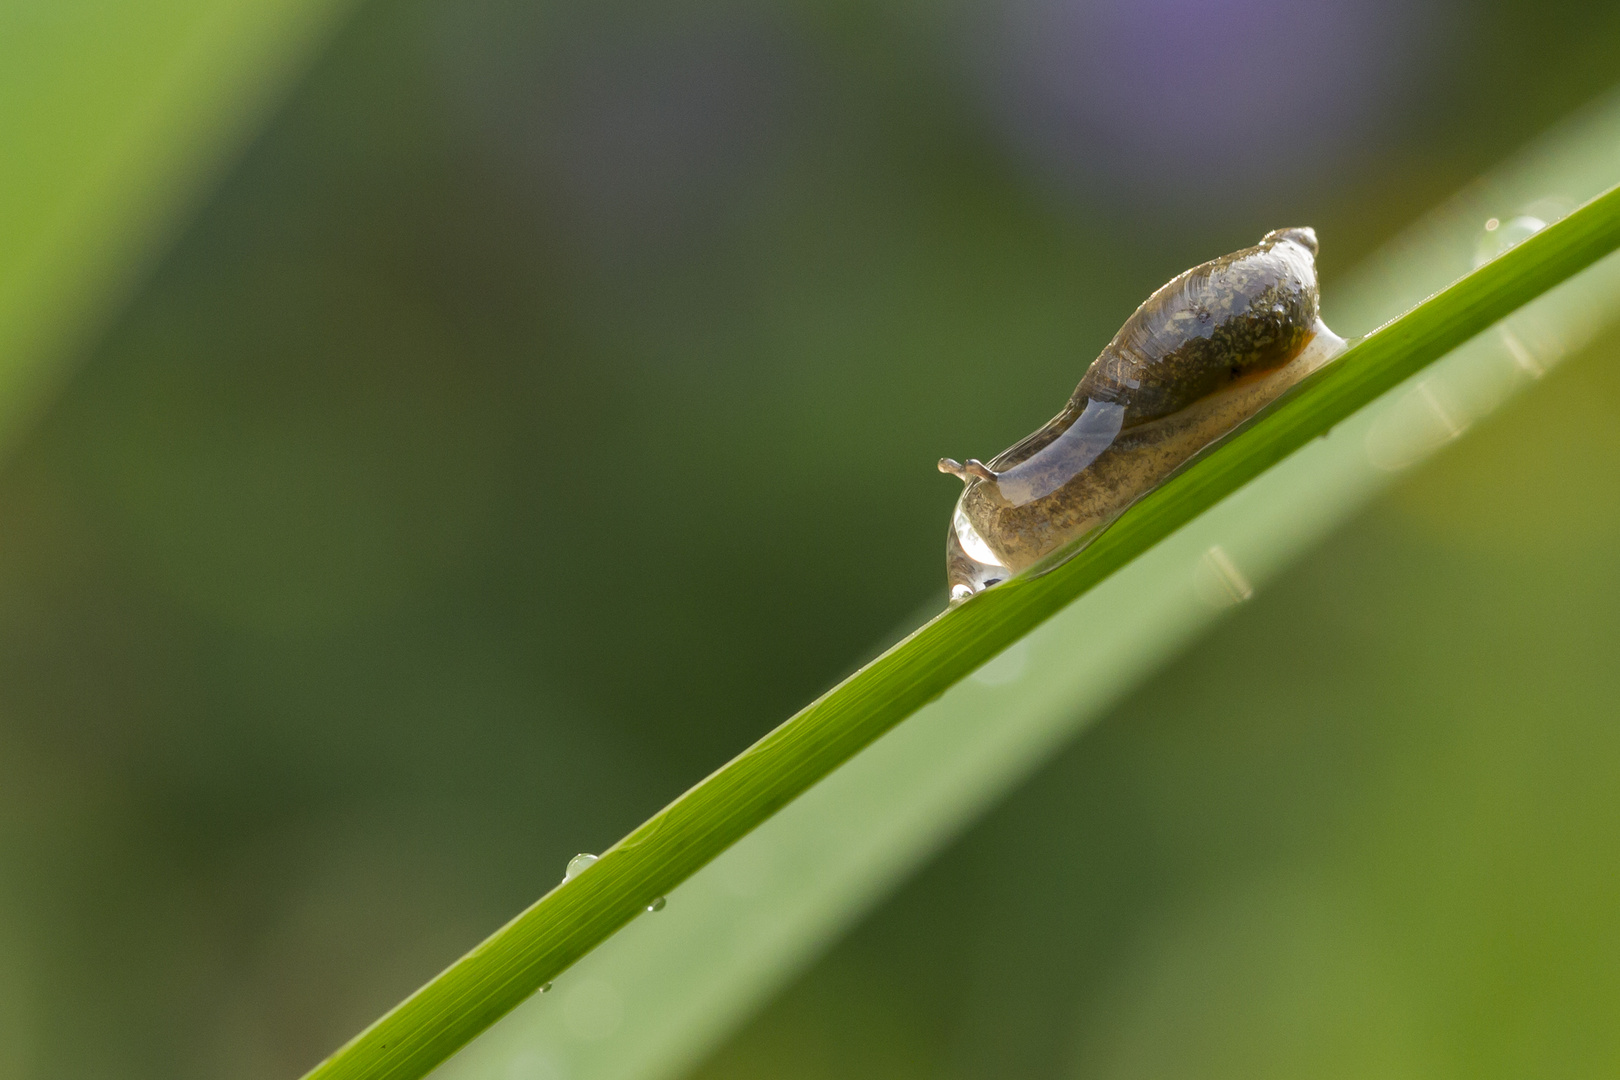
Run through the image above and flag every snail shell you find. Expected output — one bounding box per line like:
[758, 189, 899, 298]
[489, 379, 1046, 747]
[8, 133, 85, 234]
[940, 227, 1345, 601]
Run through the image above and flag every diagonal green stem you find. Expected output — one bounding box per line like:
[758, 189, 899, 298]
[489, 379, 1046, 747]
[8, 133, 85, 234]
[301, 182, 1620, 1080]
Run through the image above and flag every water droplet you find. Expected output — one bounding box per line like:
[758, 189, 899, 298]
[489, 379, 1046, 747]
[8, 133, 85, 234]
[1474, 213, 1546, 268]
[646, 896, 666, 912]
[564, 853, 598, 881]
[1499, 325, 1547, 378]
[541, 983, 552, 993]
[1365, 378, 1470, 472]
[971, 639, 1030, 686]
[1196, 545, 1253, 607]
[1414, 381, 1465, 440]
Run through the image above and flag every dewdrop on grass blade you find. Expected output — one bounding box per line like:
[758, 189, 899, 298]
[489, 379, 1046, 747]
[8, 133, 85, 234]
[563, 853, 597, 881]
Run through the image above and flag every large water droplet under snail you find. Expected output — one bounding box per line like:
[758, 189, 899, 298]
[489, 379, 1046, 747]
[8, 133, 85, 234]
[940, 227, 1346, 601]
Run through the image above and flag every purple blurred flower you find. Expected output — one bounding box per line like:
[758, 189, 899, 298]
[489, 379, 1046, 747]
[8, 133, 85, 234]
[978, 0, 1425, 204]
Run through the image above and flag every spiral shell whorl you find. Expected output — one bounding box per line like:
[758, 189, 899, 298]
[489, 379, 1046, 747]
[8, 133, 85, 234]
[942, 227, 1334, 600]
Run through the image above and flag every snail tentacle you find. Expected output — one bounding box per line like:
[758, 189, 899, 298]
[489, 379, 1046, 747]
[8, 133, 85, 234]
[938, 458, 999, 484]
[940, 226, 1341, 599]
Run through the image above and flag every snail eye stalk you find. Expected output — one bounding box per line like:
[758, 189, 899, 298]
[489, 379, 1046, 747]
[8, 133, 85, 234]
[940, 227, 1343, 599]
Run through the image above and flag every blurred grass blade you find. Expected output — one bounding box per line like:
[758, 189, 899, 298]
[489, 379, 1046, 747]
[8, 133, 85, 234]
[441, 92, 1620, 1080]
[303, 153, 1620, 1079]
[0, 0, 353, 451]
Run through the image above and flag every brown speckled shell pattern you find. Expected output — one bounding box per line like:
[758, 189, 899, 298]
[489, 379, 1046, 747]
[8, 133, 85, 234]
[989, 232, 1318, 475]
[1076, 237, 1318, 426]
[950, 229, 1322, 583]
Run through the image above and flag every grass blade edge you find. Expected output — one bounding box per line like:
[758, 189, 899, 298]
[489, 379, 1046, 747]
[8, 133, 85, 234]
[302, 181, 1620, 1080]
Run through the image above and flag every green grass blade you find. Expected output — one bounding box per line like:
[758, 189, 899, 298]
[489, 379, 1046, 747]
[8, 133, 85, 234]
[438, 95, 1620, 1080]
[303, 178, 1620, 1080]
[0, 0, 353, 452]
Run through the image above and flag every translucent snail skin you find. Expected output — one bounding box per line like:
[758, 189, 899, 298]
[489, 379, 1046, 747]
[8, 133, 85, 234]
[940, 227, 1345, 602]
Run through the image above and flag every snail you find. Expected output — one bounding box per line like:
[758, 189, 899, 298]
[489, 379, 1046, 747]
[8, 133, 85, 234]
[940, 227, 1346, 602]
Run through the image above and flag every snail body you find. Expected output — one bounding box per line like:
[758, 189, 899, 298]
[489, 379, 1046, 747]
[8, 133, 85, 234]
[940, 227, 1345, 601]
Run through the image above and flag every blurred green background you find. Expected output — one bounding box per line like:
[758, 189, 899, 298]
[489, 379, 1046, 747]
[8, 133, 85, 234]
[3, 0, 1620, 1077]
